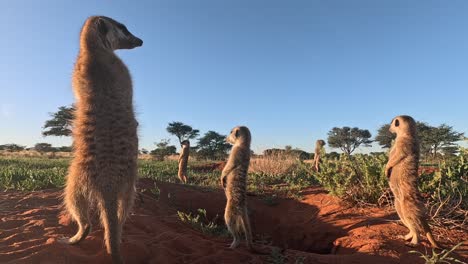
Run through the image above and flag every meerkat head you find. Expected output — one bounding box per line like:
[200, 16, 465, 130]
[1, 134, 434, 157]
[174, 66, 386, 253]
[181, 140, 190, 148]
[226, 126, 251, 147]
[316, 140, 326, 147]
[389, 115, 417, 137]
[83, 16, 143, 51]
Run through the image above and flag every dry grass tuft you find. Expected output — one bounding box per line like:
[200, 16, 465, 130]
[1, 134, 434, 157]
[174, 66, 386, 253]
[249, 152, 299, 176]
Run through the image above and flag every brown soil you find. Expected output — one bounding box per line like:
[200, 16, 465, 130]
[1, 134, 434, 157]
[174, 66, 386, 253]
[0, 179, 466, 264]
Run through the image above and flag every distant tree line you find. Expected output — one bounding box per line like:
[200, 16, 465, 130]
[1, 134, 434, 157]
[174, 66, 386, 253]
[37, 105, 465, 160]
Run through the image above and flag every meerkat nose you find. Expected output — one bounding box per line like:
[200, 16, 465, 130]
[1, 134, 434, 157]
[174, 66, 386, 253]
[134, 38, 143, 46]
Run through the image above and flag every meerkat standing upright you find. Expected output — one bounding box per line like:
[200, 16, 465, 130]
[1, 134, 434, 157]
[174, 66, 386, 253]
[313, 139, 326, 172]
[385, 115, 440, 249]
[60, 16, 143, 264]
[178, 140, 190, 183]
[221, 126, 255, 251]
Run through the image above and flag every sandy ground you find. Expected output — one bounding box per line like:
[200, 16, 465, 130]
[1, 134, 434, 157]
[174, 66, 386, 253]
[1, 179, 466, 264]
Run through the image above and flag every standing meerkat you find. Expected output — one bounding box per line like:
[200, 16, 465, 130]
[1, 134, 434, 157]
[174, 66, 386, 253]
[178, 140, 190, 184]
[60, 16, 143, 264]
[221, 126, 255, 251]
[385, 115, 440, 248]
[313, 139, 326, 172]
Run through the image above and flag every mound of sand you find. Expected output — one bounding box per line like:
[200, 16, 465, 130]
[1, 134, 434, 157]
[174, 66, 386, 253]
[1, 179, 466, 263]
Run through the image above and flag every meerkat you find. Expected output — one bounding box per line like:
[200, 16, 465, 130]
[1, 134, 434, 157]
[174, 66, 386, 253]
[178, 140, 190, 183]
[385, 115, 440, 249]
[60, 16, 143, 264]
[221, 126, 255, 251]
[313, 139, 326, 172]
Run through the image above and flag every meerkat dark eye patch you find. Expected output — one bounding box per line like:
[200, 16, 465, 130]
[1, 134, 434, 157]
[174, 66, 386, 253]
[97, 18, 108, 35]
[117, 24, 130, 35]
[235, 129, 239, 138]
[395, 119, 400, 127]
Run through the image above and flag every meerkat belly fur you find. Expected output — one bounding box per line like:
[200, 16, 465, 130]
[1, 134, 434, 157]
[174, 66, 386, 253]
[386, 115, 440, 248]
[221, 126, 255, 251]
[178, 140, 190, 183]
[60, 16, 143, 264]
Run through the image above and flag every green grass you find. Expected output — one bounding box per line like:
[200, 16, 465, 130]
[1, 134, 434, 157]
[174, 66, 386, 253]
[0, 157, 68, 191]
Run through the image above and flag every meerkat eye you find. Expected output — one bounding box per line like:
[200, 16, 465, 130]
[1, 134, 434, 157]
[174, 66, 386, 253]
[394, 119, 400, 127]
[235, 129, 239, 138]
[118, 24, 130, 35]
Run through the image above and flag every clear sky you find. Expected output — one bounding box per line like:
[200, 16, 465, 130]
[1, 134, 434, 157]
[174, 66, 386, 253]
[0, 0, 467, 153]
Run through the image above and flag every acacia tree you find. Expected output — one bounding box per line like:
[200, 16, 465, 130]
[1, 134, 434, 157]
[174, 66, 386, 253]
[327, 127, 372, 156]
[166, 122, 200, 145]
[0, 144, 26, 152]
[374, 124, 394, 149]
[42, 105, 75, 137]
[34, 143, 54, 153]
[150, 139, 177, 161]
[196, 131, 231, 160]
[422, 124, 464, 158]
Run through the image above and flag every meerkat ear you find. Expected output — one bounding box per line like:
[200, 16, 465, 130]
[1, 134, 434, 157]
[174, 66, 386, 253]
[97, 18, 108, 35]
[394, 119, 400, 127]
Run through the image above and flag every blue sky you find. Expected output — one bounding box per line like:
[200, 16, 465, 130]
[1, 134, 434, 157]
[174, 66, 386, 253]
[0, 0, 467, 153]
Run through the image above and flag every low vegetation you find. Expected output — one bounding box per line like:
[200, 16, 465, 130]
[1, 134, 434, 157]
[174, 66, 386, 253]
[0, 148, 466, 232]
[409, 242, 466, 264]
[177, 208, 228, 237]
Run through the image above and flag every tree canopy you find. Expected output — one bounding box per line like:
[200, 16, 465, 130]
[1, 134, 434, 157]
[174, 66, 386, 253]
[166, 122, 200, 145]
[196, 131, 231, 160]
[34, 143, 54, 153]
[0, 144, 26, 152]
[42, 105, 75, 137]
[327, 127, 372, 156]
[150, 139, 177, 161]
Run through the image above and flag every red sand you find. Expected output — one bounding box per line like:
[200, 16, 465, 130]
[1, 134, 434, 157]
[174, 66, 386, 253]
[1, 179, 466, 264]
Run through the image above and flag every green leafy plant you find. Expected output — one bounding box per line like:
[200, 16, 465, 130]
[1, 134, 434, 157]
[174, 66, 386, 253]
[409, 242, 466, 264]
[177, 208, 228, 237]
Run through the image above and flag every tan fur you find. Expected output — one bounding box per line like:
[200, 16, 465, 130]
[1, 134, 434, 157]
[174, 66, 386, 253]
[221, 126, 255, 251]
[386, 115, 440, 249]
[313, 139, 326, 172]
[178, 140, 190, 184]
[60, 16, 143, 264]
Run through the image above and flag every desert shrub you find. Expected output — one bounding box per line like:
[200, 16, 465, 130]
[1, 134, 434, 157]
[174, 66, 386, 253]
[177, 208, 228, 236]
[313, 153, 388, 205]
[409, 242, 465, 264]
[419, 149, 467, 229]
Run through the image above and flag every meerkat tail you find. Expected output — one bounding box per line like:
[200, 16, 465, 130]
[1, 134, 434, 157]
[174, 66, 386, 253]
[425, 232, 441, 249]
[100, 198, 124, 264]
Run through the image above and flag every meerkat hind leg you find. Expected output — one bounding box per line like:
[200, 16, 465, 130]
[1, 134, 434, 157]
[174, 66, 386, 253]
[407, 224, 420, 246]
[225, 212, 241, 249]
[402, 232, 414, 241]
[61, 188, 91, 244]
[394, 200, 414, 242]
[240, 208, 254, 250]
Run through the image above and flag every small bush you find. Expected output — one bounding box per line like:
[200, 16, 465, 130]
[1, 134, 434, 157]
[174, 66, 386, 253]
[409, 242, 466, 264]
[177, 208, 228, 236]
[313, 153, 388, 205]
